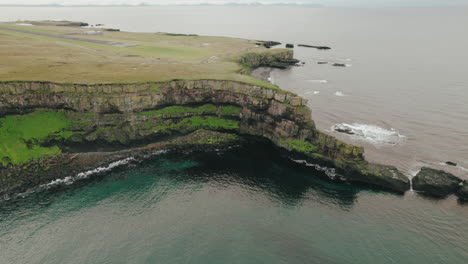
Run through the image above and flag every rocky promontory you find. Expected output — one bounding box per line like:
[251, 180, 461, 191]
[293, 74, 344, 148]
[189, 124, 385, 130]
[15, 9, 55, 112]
[0, 21, 463, 201]
[0, 76, 412, 196]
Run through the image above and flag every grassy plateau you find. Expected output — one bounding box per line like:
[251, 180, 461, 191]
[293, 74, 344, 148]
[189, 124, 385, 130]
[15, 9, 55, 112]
[0, 21, 285, 87]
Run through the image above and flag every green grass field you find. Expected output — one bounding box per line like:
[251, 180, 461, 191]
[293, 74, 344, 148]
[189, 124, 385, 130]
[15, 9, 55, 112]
[0, 110, 73, 166]
[0, 21, 284, 88]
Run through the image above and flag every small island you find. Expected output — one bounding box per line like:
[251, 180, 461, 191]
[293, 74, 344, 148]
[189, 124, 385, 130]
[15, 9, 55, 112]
[0, 21, 465, 200]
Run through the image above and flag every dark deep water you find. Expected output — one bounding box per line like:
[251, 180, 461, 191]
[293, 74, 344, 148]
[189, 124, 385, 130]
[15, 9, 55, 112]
[1, 6, 468, 264]
[1, 147, 468, 264]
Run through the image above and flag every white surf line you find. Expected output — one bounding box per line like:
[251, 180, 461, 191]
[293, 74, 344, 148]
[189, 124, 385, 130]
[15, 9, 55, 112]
[331, 123, 406, 145]
[40, 157, 136, 189]
[290, 158, 343, 180]
[6, 157, 137, 200]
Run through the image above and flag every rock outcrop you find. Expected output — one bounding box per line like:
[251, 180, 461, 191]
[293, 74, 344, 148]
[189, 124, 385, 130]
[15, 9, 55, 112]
[413, 167, 462, 197]
[298, 44, 331, 50]
[238, 50, 300, 71]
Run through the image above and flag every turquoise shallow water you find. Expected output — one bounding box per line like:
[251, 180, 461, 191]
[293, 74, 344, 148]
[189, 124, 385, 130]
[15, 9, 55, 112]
[1, 147, 467, 264]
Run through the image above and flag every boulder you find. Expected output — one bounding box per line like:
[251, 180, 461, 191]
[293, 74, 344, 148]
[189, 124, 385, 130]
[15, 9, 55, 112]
[258, 41, 281, 49]
[413, 167, 462, 197]
[332, 63, 346, 67]
[457, 183, 468, 201]
[445, 161, 457, 166]
[285, 44, 294, 48]
[351, 163, 410, 193]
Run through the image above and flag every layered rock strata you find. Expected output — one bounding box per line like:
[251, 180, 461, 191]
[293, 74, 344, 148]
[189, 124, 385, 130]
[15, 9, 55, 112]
[0, 79, 412, 195]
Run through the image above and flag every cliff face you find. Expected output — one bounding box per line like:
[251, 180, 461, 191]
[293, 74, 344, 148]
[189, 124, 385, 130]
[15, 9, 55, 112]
[0, 79, 410, 193]
[238, 50, 300, 70]
[0, 80, 361, 160]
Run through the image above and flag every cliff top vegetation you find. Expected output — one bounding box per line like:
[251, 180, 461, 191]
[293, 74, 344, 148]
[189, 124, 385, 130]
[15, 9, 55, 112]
[0, 21, 287, 88]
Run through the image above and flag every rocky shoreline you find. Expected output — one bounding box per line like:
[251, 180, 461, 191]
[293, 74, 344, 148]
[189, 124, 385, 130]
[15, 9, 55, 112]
[0, 51, 466, 202]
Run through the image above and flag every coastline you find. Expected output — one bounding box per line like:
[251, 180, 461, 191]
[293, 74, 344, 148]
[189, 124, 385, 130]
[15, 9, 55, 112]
[2, 78, 466, 201]
[0, 22, 465, 202]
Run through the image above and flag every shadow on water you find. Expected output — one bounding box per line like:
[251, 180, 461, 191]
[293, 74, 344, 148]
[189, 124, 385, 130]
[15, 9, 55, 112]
[181, 147, 364, 209]
[0, 142, 393, 217]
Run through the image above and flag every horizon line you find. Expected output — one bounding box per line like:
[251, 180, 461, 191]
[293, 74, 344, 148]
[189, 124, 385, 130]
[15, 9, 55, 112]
[0, 3, 466, 8]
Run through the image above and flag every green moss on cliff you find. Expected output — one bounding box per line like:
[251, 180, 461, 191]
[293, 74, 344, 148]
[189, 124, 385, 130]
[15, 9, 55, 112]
[148, 116, 239, 134]
[138, 104, 241, 117]
[139, 104, 217, 116]
[0, 110, 73, 166]
[220, 105, 241, 116]
[282, 139, 318, 155]
[171, 130, 240, 146]
[150, 84, 161, 93]
[237, 50, 297, 72]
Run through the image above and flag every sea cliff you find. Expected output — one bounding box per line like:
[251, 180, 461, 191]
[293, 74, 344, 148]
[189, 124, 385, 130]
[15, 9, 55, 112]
[0, 77, 413, 196]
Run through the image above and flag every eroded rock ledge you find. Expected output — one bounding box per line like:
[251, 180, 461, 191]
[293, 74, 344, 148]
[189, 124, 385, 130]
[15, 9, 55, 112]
[0, 79, 412, 196]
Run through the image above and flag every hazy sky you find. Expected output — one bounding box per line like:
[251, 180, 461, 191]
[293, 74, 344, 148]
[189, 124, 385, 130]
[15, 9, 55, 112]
[0, 0, 467, 6]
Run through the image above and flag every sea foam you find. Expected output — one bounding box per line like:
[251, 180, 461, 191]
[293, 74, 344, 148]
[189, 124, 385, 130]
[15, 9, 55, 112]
[290, 159, 343, 180]
[332, 123, 406, 145]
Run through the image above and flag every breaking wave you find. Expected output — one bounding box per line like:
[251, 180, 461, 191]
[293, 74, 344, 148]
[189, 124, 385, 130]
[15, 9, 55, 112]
[2, 150, 169, 201]
[334, 91, 345, 96]
[332, 123, 406, 145]
[41, 157, 136, 188]
[290, 158, 343, 180]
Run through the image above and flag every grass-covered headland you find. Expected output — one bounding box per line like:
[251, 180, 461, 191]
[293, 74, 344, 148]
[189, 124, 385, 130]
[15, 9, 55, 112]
[0, 21, 429, 198]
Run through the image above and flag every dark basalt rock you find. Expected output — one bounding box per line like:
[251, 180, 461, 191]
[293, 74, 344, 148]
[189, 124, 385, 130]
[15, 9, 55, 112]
[298, 44, 331, 50]
[257, 41, 281, 49]
[457, 183, 468, 201]
[238, 50, 300, 70]
[163, 33, 198, 37]
[347, 163, 410, 193]
[334, 127, 355, 135]
[285, 44, 294, 48]
[317, 61, 328, 64]
[57, 22, 89, 27]
[446, 161, 457, 166]
[332, 63, 346, 67]
[413, 167, 462, 197]
[268, 58, 301, 69]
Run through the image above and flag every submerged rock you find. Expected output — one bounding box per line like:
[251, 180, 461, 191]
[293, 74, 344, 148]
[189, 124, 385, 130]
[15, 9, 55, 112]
[413, 167, 462, 197]
[332, 63, 347, 67]
[445, 161, 457, 166]
[298, 44, 331, 50]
